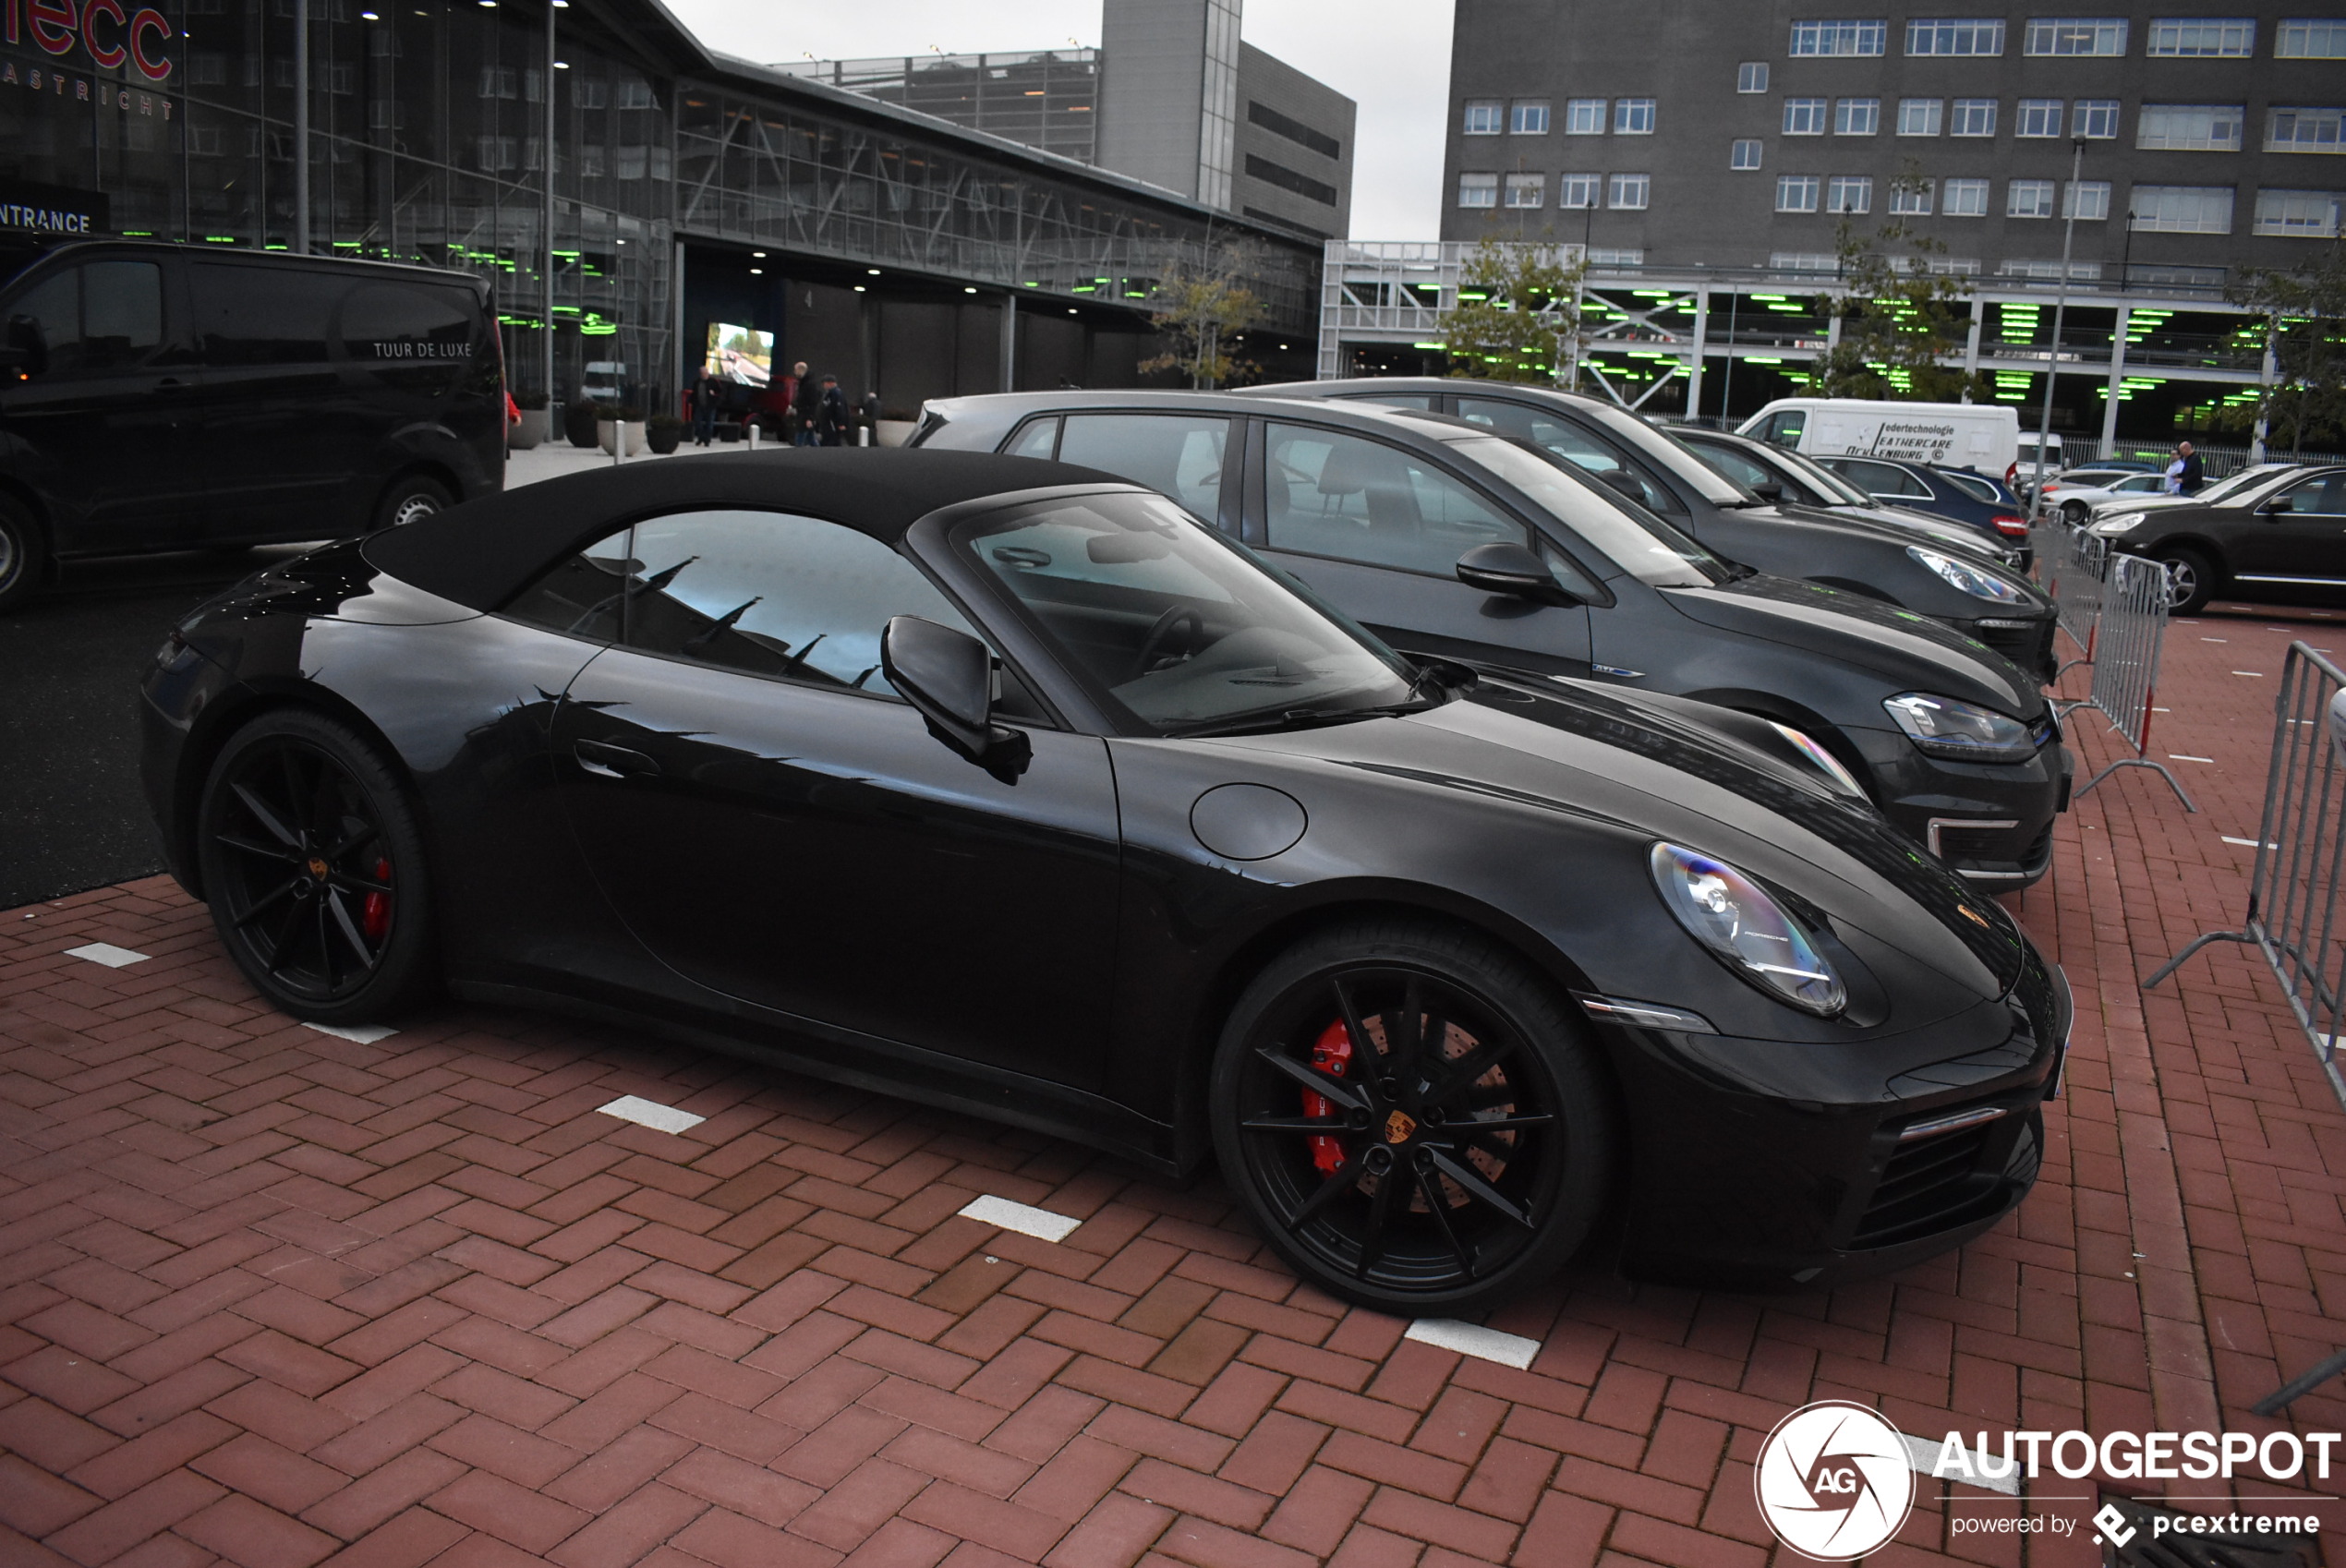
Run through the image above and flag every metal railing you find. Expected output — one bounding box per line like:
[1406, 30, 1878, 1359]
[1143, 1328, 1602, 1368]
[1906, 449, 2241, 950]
[2035, 520, 2108, 682]
[2069, 554, 2195, 812]
[2146, 642, 2346, 1112]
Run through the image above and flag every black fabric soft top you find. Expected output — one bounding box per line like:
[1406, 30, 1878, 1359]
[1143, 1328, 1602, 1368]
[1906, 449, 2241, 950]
[361, 448, 1129, 611]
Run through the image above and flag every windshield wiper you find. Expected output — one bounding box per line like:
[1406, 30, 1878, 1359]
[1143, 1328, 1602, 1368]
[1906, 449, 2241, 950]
[1175, 699, 1435, 739]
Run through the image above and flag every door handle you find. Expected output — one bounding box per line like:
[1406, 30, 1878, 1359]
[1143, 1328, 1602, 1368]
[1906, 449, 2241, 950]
[154, 378, 190, 391]
[574, 739, 660, 778]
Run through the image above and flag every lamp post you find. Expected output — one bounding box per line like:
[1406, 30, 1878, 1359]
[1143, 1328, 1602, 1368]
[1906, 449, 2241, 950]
[2028, 137, 2086, 522]
[1568, 176, 1600, 389]
[2119, 210, 2135, 294]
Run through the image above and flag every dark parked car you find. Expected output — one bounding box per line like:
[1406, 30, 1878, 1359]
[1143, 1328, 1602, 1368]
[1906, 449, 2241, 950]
[0, 236, 503, 609]
[914, 392, 2070, 886]
[1814, 455, 2031, 549]
[1253, 378, 2055, 681]
[141, 449, 2066, 1303]
[2093, 464, 2346, 614]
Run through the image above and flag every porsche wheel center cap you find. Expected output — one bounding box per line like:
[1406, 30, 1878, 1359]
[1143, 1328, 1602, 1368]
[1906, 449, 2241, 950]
[307, 857, 331, 880]
[1384, 1109, 1417, 1144]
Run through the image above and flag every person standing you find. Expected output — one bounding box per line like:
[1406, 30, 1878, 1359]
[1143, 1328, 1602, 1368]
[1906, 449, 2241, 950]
[2162, 445, 2186, 494]
[790, 360, 820, 446]
[2176, 440, 2205, 495]
[692, 369, 719, 447]
[814, 373, 850, 446]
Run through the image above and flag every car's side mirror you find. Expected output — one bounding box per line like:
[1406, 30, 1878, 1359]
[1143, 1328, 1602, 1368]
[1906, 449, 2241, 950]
[2257, 497, 2292, 517]
[1598, 469, 1646, 501]
[880, 615, 1032, 781]
[1750, 481, 1785, 502]
[1457, 542, 1578, 605]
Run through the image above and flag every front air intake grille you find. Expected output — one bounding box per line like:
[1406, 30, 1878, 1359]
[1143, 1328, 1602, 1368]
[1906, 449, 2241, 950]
[1972, 618, 2055, 680]
[1851, 1117, 2006, 1248]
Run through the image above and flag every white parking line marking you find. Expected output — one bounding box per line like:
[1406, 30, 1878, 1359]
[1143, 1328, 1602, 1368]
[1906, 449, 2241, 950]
[956, 1194, 1082, 1242]
[66, 943, 149, 968]
[2202, 637, 2228, 643]
[1901, 1434, 2021, 1496]
[2168, 755, 2214, 764]
[1405, 1319, 1542, 1369]
[305, 1022, 399, 1043]
[597, 1095, 706, 1134]
[2222, 837, 2276, 848]
[2234, 670, 2264, 677]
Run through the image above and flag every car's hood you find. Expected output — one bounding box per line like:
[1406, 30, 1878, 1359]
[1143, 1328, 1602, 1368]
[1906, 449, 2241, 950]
[1225, 676, 2027, 1001]
[1662, 570, 2045, 716]
[1776, 501, 2007, 560]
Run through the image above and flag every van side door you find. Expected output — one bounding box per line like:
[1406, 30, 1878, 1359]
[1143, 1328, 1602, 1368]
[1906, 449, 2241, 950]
[0, 251, 200, 555]
[188, 260, 361, 541]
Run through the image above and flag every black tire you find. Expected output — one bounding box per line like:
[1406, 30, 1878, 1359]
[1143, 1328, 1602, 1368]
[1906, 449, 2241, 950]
[0, 493, 50, 613]
[372, 474, 451, 532]
[195, 709, 439, 1023]
[2154, 546, 2216, 616]
[2060, 500, 2088, 525]
[1210, 920, 1614, 1315]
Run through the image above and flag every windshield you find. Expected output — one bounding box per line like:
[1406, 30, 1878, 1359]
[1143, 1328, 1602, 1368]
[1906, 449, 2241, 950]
[1567, 403, 1753, 506]
[1447, 437, 1728, 587]
[952, 490, 1419, 735]
[1763, 443, 1879, 506]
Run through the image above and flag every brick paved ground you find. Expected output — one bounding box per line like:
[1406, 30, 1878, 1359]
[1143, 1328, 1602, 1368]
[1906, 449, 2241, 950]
[5, 604, 2346, 1568]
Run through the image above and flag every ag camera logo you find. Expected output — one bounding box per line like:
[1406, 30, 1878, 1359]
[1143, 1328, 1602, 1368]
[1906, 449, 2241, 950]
[1754, 1401, 1916, 1561]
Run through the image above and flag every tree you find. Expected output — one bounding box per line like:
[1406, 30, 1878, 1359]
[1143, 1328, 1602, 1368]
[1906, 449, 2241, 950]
[2225, 238, 2346, 454]
[1813, 169, 1992, 403]
[1141, 244, 1269, 390]
[1438, 235, 1586, 383]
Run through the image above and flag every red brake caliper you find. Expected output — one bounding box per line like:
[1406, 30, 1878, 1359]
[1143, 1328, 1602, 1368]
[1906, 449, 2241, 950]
[361, 857, 393, 942]
[1302, 1018, 1353, 1175]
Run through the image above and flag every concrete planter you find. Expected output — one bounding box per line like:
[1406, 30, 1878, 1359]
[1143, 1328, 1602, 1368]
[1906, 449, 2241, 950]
[597, 419, 646, 456]
[875, 419, 917, 449]
[507, 409, 547, 450]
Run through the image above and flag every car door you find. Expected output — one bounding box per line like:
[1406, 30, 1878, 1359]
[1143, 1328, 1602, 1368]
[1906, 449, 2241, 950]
[0, 252, 200, 553]
[188, 259, 363, 540]
[2233, 474, 2346, 589]
[1249, 418, 1594, 677]
[540, 506, 1123, 1087]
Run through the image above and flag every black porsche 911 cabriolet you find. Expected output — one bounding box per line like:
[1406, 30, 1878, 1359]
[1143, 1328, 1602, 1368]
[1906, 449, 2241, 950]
[139, 450, 2067, 1309]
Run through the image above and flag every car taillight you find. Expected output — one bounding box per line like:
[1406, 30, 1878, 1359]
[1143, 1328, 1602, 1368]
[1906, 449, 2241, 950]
[1991, 513, 2029, 537]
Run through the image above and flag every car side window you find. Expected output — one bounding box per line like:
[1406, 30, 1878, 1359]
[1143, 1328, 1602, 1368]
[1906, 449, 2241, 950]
[2115, 474, 2163, 493]
[1003, 416, 1058, 460]
[2284, 476, 2346, 515]
[1682, 440, 1779, 493]
[341, 282, 476, 362]
[501, 528, 645, 643]
[1338, 392, 1436, 410]
[1831, 458, 1899, 494]
[1941, 471, 1999, 503]
[6, 260, 163, 375]
[192, 262, 344, 366]
[1453, 396, 1685, 516]
[1264, 423, 1526, 576]
[1056, 413, 1229, 519]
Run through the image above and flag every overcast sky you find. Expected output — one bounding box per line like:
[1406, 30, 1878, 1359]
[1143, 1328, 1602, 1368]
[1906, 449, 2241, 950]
[660, 0, 1453, 239]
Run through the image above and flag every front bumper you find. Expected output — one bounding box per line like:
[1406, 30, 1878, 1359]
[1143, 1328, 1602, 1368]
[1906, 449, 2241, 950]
[1852, 725, 2069, 888]
[1959, 611, 2060, 686]
[1612, 947, 2069, 1288]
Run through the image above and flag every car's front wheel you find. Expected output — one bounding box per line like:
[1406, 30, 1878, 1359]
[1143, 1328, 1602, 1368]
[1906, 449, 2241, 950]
[0, 494, 49, 612]
[1211, 921, 1614, 1315]
[195, 709, 438, 1023]
[373, 474, 452, 532]
[2154, 546, 2215, 615]
[2060, 500, 2089, 525]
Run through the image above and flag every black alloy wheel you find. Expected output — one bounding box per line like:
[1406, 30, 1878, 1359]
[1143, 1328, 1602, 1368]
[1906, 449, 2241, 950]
[0, 494, 48, 612]
[1211, 922, 1614, 1313]
[2155, 547, 2215, 616]
[373, 474, 452, 532]
[196, 710, 437, 1022]
[2060, 500, 2089, 525]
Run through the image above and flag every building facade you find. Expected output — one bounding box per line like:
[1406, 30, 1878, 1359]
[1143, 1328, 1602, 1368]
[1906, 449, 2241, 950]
[0, 0, 1321, 419]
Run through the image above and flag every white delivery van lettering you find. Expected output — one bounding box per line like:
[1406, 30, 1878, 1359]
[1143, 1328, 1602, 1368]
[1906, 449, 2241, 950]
[1872, 420, 1959, 463]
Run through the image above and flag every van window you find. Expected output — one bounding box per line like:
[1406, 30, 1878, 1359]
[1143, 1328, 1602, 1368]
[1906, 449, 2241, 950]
[6, 260, 163, 374]
[342, 282, 475, 362]
[1761, 409, 1807, 447]
[193, 262, 344, 365]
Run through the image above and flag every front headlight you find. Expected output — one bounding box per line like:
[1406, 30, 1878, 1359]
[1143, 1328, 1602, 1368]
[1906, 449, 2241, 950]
[1650, 844, 1846, 1017]
[2091, 512, 2146, 537]
[1906, 545, 2026, 605]
[1882, 693, 2038, 764]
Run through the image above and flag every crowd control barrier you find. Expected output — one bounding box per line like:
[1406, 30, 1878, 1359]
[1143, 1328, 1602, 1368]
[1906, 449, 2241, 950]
[2038, 522, 2109, 684]
[2069, 554, 2195, 813]
[2146, 642, 2346, 1111]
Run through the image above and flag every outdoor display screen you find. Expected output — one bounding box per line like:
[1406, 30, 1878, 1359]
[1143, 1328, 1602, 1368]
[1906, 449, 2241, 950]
[705, 322, 772, 385]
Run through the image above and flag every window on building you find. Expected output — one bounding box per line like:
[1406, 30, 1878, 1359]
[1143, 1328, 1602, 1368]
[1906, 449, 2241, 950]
[1614, 98, 1656, 134]
[1789, 19, 1887, 55]
[1609, 173, 1651, 209]
[1826, 175, 1873, 211]
[1943, 177, 1990, 214]
[2025, 17, 2129, 54]
[477, 136, 518, 171]
[2007, 179, 2057, 217]
[1738, 62, 1771, 92]
[1906, 18, 2006, 54]
[2074, 100, 2121, 138]
[2016, 99, 2064, 137]
[2277, 19, 2346, 56]
[1511, 101, 1551, 135]
[1457, 172, 1498, 208]
[2130, 185, 2236, 231]
[1784, 98, 1829, 135]
[2254, 189, 2342, 235]
[2267, 108, 2345, 152]
[1462, 100, 1503, 135]
[1768, 251, 1840, 271]
[1559, 172, 1601, 208]
[1506, 172, 1545, 208]
[1835, 98, 1880, 134]
[2065, 179, 2112, 218]
[1891, 177, 1935, 212]
[2144, 18, 2255, 55]
[1950, 99, 1998, 136]
[1776, 174, 1822, 211]
[616, 79, 658, 110]
[2137, 104, 2243, 151]
[479, 66, 517, 99]
[1731, 139, 1765, 169]
[1898, 97, 1944, 135]
[1587, 247, 1646, 265]
[1565, 98, 1606, 135]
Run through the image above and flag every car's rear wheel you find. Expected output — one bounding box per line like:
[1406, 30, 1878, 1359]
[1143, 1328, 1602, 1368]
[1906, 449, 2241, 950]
[195, 710, 438, 1023]
[2060, 500, 2088, 525]
[2155, 546, 2215, 615]
[1211, 921, 1614, 1314]
[0, 494, 49, 612]
[373, 474, 451, 532]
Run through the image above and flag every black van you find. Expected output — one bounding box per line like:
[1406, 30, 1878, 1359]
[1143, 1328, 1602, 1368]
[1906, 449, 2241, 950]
[0, 239, 503, 609]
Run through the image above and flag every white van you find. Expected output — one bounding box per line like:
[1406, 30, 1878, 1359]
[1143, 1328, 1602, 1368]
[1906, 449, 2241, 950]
[1736, 398, 2019, 477]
